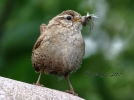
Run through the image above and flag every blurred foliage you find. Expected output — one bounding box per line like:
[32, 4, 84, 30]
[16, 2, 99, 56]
[0, 0, 134, 100]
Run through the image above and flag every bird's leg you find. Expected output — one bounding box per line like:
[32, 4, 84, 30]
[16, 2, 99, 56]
[64, 74, 78, 96]
[35, 72, 44, 86]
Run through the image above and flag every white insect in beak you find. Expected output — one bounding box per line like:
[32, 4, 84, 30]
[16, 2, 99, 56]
[86, 12, 99, 19]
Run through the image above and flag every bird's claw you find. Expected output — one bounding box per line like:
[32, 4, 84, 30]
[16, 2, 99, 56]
[65, 90, 78, 96]
[33, 83, 44, 87]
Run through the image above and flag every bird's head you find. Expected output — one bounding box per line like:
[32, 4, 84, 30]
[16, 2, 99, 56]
[48, 10, 98, 31]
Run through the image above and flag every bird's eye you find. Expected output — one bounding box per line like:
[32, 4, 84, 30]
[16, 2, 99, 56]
[66, 16, 71, 20]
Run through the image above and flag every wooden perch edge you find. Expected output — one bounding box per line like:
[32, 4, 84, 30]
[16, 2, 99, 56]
[0, 76, 85, 100]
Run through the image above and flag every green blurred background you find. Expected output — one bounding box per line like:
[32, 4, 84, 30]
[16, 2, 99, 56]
[0, 0, 134, 100]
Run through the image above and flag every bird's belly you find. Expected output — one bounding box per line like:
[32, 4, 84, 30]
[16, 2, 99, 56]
[47, 34, 85, 75]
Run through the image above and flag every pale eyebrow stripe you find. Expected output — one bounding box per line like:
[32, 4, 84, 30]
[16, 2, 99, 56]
[57, 16, 63, 18]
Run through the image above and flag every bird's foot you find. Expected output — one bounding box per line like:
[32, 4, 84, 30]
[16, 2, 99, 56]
[65, 90, 78, 96]
[33, 83, 44, 87]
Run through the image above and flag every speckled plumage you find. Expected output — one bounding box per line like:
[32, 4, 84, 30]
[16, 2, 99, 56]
[32, 10, 85, 75]
[31, 10, 86, 95]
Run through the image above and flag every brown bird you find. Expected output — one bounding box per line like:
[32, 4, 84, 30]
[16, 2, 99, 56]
[32, 10, 91, 95]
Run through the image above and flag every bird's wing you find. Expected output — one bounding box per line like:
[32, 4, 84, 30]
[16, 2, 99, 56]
[33, 35, 44, 50]
[33, 23, 60, 50]
[33, 24, 47, 50]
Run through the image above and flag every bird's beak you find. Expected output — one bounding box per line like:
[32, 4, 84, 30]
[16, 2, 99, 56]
[73, 15, 92, 26]
[73, 16, 91, 26]
[81, 16, 92, 26]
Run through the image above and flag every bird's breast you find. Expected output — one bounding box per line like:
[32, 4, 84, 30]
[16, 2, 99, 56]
[49, 30, 85, 72]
